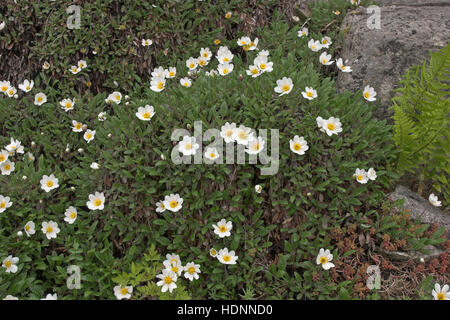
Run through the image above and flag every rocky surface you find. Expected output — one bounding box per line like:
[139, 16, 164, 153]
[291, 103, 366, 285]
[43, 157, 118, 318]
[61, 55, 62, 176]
[336, 1, 450, 118]
[388, 185, 450, 239]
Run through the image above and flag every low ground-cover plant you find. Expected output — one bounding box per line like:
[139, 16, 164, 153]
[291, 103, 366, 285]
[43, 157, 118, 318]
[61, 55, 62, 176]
[0, 1, 448, 300]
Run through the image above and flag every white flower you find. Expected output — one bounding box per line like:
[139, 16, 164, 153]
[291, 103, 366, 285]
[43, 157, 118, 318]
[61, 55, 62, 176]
[98, 112, 107, 121]
[363, 85, 377, 101]
[163, 260, 183, 276]
[107, 91, 122, 104]
[350, 0, 360, 5]
[41, 293, 57, 300]
[245, 136, 265, 154]
[165, 254, 181, 266]
[41, 221, 60, 240]
[178, 136, 199, 156]
[150, 76, 166, 92]
[216, 47, 233, 64]
[336, 58, 352, 72]
[1, 160, 14, 175]
[151, 66, 166, 79]
[0, 80, 11, 94]
[5, 137, 24, 154]
[367, 168, 377, 181]
[316, 116, 342, 136]
[316, 248, 335, 270]
[163, 194, 183, 212]
[237, 36, 251, 47]
[165, 67, 176, 78]
[319, 52, 334, 65]
[18, 79, 34, 92]
[257, 50, 269, 58]
[156, 201, 166, 213]
[186, 57, 198, 70]
[136, 105, 155, 121]
[72, 120, 83, 132]
[24, 221, 36, 237]
[220, 122, 237, 143]
[142, 39, 153, 46]
[0, 195, 12, 213]
[354, 168, 369, 184]
[308, 39, 322, 52]
[180, 77, 192, 87]
[200, 47, 212, 60]
[301, 87, 317, 100]
[87, 192, 105, 210]
[217, 248, 238, 265]
[290, 136, 309, 155]
[209, 248, 218, 257]
[40, 174, 59, 192]
[204, 147, 220, 161]
[114, 285, 133, 300]
[83, 129, 96, 143]
[213, 219, 232, 238]
[69, 65, 80, 74]
[77, 60, 87, 69]
[6, 86, 16, 98]
[321, 36, 332, 48]
[432, 283, 449, 300]
[60, 98, 75, 112]
[217, 62, 234, 76]
[274, 77, 293, 96]
[246, 65, 261, 78]
[2, 255, 19, 273]
[0, 150, 8, 164]
[3, 295, 18, 300]
[42, 61, 50, 70]
[184, 262, 201, 281]
[255, 185, 262, 193]
[156, 269, 177, 293]
[205, 70, 218, 77]
[233, 125, 254, 145]
[34, 92, 47, 105]
[298, 27, 308, 38]
[64, 206, 78, 224]
[429, 193, 442, 207]
[0, 21, 5, 31]
[197, 56, 209, 68]
[253, 56, 273, 73]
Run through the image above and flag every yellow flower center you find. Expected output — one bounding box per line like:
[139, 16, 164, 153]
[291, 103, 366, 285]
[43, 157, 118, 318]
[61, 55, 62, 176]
[282, 84, 290, 92]
[219, 225, 227, 233]
[214, 39, 221, 45]
[437, 292, 445, 300]
[307, 91, 313, 97]
[238, 132, 247, 140]
[172, 266, 179, 273]
[223, 57, 229, 62]
[223, 68, 228, 74]
[46, 181, 53, 187]
[5, 260, 11, 268]
[323, 40, 327, 44]
[0, 202, 5, 208]
[157, 82, 164, 89]
[293, 143, 301, 151]
[357, 175, 364, 181]
[169, 71, 174, 77]
[0, 155, 4, 162]
[46, 226, 53, 234]
[210, 153, 215, 158]
[70, 212, 76, 219]
[25, 225, 30, 231]
[199, 60, 205, 66]
[164, 276, 172, 284]
[120, 288, 128, 295]
[8, 90, 14, 95]
[75, 123, 82, 130]
[169, 200, 178, 209]
[65, 102, 72, 108]
[225, 13, 231, 19]
[94, 199, 102, 207]
[4, 164, 10, 170]
[243, 45, 249, 51]
[320, 257, 328, 264]
[260, 63, 266, 70]
[253, 143, 260, 151]
[251, 68, 258, 74]
[188, 267, 195, 274]
[185, 143, 192, 150]
[226, 130, 233, 137]
[184, 82, 189, 87]
[327, 123, 335, 131]
[1, 86, 8, 92]
[364, 92, 370, 99]
[26, 86, 30, 90]
[210, 249, 216, 256]
[143, 112, 151, 119]
[203, 53, 208, 58]
[37, 96, 43, 102]
[322, 59, 327, 64]
[223, 255, 231, 262]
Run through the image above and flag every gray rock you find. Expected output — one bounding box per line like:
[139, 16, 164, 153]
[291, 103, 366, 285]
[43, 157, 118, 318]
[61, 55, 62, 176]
[377, 245, 445, 262]
[388, 185, 450, 238]
[336, 4, 450, 118]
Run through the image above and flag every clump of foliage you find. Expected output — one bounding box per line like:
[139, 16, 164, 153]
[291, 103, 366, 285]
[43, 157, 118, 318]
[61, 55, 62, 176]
[392, 44, 450, 204]
[112, 245, 191, 300]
